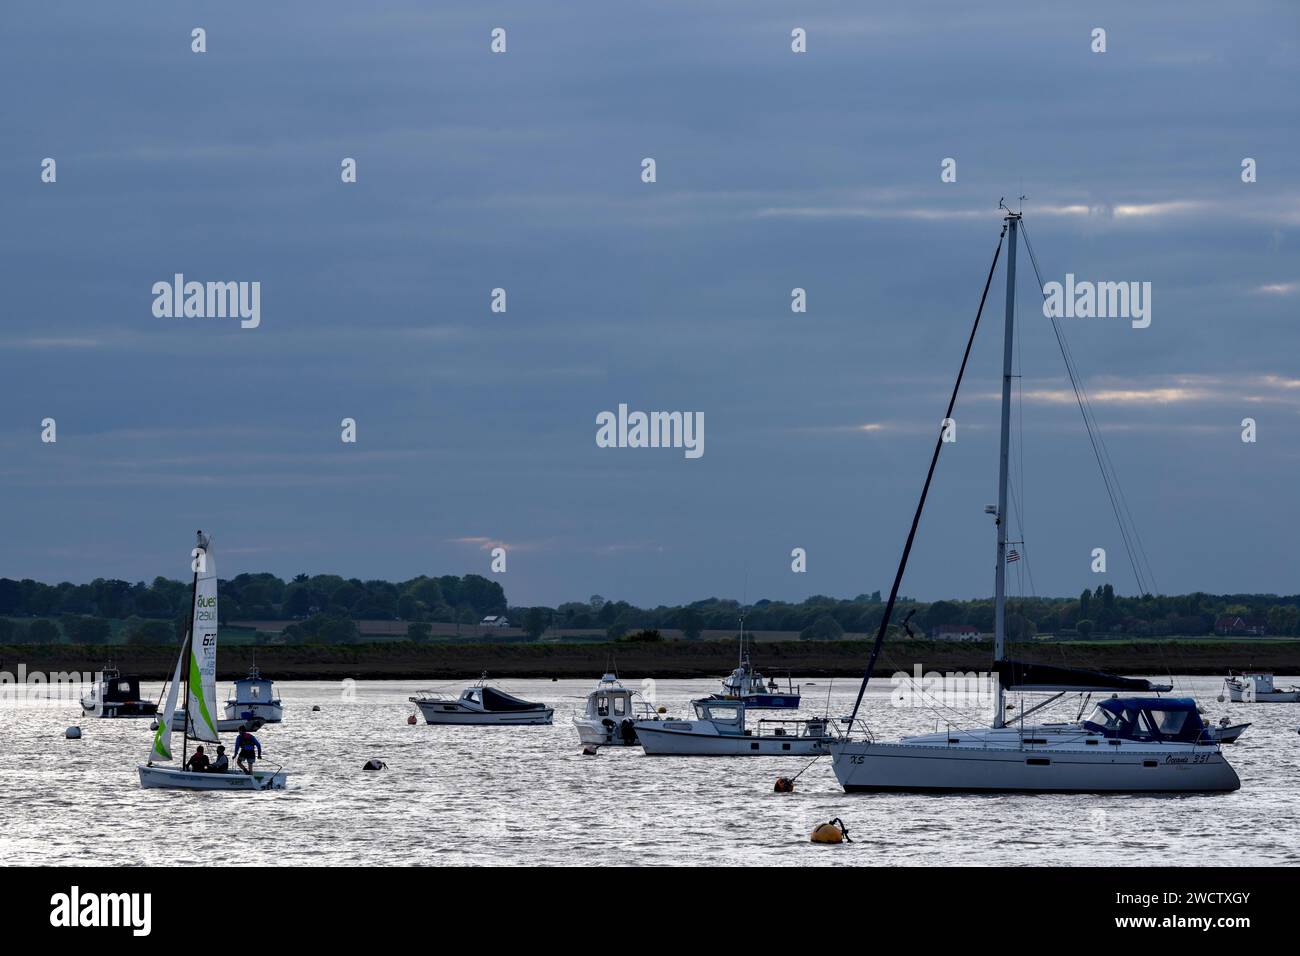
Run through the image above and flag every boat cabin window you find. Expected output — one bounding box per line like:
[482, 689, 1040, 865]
[116, 681, 131, 694]
[596, 695, 609, 716]
[612, 695, 627, 716]
[1083, 700, 1206, 742]
[694, 702, 741, 723]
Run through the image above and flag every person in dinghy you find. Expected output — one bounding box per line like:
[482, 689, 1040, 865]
[233, 726, 262, 774]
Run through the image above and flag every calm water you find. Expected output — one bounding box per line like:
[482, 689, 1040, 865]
[2, 675, 1296, 866]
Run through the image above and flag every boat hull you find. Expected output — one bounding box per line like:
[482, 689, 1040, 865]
[224, 702, 284, 722]
[1227, 687, 1300, 703]
[137, 764, 287, 791]
[709, 693, 801, 710]
[574, 719, 640, 747]
[830, 740, 1240, 793]
[635, 723, 829, 756]
[80, 700, 158, 719]
[413, 700, 553, 725]
[151, 711, 262, 734]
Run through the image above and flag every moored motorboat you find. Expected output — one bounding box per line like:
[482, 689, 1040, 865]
[225, 664, 284, 723]
[80, 666, 158, 719]
[410, 673, 553, 725]
[1222, 672, 1300, 703]
[1210, 719, 1251, 743]
[634, 698, 832, 756]
[708, 618, 800, 709]
[573, 672, 660, 748]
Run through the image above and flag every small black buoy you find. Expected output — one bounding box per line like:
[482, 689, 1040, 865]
[774, 777, 794, 793]
[312, 705, 321, 712]
[363, 759, 387, 771]
[581, 746, 599, 756]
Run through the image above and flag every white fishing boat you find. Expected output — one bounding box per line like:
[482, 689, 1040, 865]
[1222, 672, 1300, 703]
[1210, 718, 1251, 743]
[80, 665, 158, 719]
[708, 617, 800, 710]
[634, 699, 832, 756]
[410, 673, 553, 725]
[137, 532, 287, 792]
[225, 664, 284, 723]
[573, 672, 661, 747]
[830, 210, 1238, 794]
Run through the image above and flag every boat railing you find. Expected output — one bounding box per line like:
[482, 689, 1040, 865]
[835, 717, 876, 742]
[410, 691, 458, 702]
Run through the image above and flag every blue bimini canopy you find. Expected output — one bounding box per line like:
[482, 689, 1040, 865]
[1083, 697, 1208, 743]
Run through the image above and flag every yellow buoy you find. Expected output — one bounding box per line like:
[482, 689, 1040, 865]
[810, 818, 850, 844]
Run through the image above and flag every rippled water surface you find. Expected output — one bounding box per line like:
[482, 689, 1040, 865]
[3, 676, 1296, 866]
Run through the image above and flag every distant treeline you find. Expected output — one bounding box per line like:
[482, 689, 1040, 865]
[1, 574, 1298, 645]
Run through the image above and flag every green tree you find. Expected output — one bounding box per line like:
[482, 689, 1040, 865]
[523, 607, 549, 640]
[1076, 619, 1094, 639]
[28, 619, 60, 643]
[406, 621, 432, 642]
[800, 615, 844, 641]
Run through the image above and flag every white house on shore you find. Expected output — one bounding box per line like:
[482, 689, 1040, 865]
[480, 615, 510, 628]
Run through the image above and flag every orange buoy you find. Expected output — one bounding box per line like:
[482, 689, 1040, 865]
[774, 777, 794, 793]
[810, 818, 850, 844]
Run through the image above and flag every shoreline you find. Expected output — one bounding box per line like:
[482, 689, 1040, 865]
[3, 639, 1297, 681]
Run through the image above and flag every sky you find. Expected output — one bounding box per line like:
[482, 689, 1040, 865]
[1, 2, 1298, 607]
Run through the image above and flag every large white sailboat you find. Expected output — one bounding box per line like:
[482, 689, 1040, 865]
[138, 532, 287, 791]
[830, 210, 1239, 794]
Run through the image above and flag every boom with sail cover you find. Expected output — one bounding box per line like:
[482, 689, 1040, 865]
[995, 660, 1172, 694]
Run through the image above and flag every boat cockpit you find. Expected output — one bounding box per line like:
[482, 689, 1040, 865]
[1082, 697, 1210, 744]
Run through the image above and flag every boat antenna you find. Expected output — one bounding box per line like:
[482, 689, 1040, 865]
[845, 219, 1008, 733]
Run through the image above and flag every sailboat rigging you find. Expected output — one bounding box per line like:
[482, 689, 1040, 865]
[830, 210, 1238, 793]
[138, 531, 287, 791]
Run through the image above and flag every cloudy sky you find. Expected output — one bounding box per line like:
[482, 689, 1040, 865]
[2, 2, 1297, 606]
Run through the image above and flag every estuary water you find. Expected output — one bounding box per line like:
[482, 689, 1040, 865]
[2, 676, 1296, 866]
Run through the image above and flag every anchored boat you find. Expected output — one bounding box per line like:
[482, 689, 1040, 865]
[830, 210, 1238, 794]
[1222, 672, 1300, 703]
[573, 672, 660, 748]
[80, 665, 158, 719]
[410, 673, 553, 725]
[137, 532, 287, 792]
[709, 617, 800, 710]
[225, 663, 284, 723]
[634, 699, 832, 756]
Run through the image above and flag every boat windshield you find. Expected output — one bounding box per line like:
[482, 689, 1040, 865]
[1083, 698, 1207, 743]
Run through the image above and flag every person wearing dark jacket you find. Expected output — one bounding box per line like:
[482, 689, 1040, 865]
[233, 727, 262, 774]
[209, 745, 229, 773]
[184, 746, 210, 772]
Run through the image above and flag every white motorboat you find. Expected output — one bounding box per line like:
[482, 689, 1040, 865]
[224, 664, 284, 723]
[1222, 672, 1300, 703]
[137, 532, 289, 792]
[410, 673, 553, 725]
[1211, 718, 1251, 743]
[80, 666, 158, 719]
[830, 211, 1239, 794]
[573, 672, 660, 747]
[634, 698, 832, 756]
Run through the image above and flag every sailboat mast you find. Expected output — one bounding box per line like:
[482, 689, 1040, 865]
[180, 530, 203, 766]
[992, 215, 1019, 728]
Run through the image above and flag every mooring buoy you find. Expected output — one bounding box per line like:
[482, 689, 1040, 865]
[774, 777, 794, 793]
[65, 726, 82, 740]
[407, 714, 417, 725]
[363, 759, 387, 771]
[810, 818, 851, 844]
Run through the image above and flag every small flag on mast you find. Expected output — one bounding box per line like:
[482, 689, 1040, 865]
[1007, 549, 1021, 563]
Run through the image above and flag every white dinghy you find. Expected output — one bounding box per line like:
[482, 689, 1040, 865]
[137, 532, 287, 792]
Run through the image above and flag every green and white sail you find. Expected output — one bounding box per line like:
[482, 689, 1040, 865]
[147, 640, 186, 762]
[186, 534, 221, 742]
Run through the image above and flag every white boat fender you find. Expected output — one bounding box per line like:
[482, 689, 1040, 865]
[65, 726, 82, 740]
[363, 759, 387, 771]
[810, 818, 851, 844]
